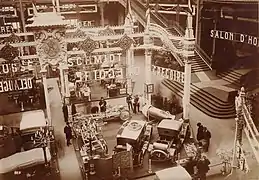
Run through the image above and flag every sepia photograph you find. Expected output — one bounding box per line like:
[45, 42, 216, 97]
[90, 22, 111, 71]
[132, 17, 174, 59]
[0, 0, 258, 179]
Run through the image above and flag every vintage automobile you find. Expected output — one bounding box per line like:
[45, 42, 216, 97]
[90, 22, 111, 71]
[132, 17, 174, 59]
[19, 110, 49, 150]
[114, 120, 153, 167]
[142, 105, 175, 121]
[149, 119, 190, 162]
[0, 147, 51, 179]
[154, 166, 192, 180]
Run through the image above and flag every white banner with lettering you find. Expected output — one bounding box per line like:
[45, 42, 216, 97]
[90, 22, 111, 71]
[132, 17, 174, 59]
[210, 30, 259, 47]
[75, 68, 124, 82]
[152, 65, 184, 83]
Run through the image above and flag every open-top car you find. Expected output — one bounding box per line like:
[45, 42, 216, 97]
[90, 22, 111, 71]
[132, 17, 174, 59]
[19, 110, 49, 151]
[149, 119, 190, 162]
[114, 120, 152, 167]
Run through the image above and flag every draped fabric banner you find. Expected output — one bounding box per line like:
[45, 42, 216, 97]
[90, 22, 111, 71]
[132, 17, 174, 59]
[152, 65, 184, 83]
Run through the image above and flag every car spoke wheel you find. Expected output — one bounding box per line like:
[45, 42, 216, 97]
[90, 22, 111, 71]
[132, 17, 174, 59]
[119, 110, 131, 121]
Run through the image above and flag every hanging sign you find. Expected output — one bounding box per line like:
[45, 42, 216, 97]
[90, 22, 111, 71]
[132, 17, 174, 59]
[0, 77, 34, 93]
[152, 65, 184, 83]
[67, 53, 122, 67]
[0, 25, 14, 34]
[74, 68, 124, 81]
[0, 59, 34, 75]
[210, 30, 259, 47]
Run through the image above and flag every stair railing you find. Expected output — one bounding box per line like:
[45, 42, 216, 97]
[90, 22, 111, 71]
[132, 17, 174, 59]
[195, 45, 213, 70]
[236, 88, 259, 164]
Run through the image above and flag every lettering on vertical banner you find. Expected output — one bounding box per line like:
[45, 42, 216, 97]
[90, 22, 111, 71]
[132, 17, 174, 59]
[152, 65, 184, 83]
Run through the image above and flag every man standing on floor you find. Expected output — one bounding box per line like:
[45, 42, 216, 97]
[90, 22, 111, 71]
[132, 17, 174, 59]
[203, 127, 211, 152]
[133, 95, 140, 114]
[64, 122, 72, 146]
[62, 103, 68, 122]
[99, 97, 107, 114]
[197, 155, 210, 180]
[71, 103, 77, 120]
[126, 94, 133, 112]
[196, 123, 204, 142]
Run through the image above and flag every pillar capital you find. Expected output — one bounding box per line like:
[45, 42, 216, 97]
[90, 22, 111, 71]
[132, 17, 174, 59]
[40, 69, 48, 76]
[145, 49, 152, 56]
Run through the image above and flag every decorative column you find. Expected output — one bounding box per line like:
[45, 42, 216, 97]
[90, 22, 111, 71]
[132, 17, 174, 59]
[63, 66, 70, 98]
[124, 5, 134, 95]
[58, 65, 65, 99]
[227, 87, 247, 179]
[211, 8, 218, 69]
[26, 6, 68, 125]
[99, 3, 105, 27]
[144, 48, 152, 105]
[182, 8, 195, 121]
[195, 0, 202, 46]
[40, 69, 52, 125]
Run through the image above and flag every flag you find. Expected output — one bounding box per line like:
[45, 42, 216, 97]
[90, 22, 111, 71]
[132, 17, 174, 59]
[188, 0, 193, 14]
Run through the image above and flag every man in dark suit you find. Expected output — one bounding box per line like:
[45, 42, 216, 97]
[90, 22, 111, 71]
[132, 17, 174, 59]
[197, 123, 204, 142]
[62, 103, 68, 122]
[64, 122, 72, 146]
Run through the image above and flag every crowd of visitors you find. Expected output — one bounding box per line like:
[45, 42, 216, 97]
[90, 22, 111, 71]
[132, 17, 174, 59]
[126, 94, 143, 114]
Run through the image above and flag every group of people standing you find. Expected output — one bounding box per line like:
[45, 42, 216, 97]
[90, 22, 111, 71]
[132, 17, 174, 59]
[182, 122, 212, 179]
[126, 94, 143, 114]
[184, 155, 211, 180]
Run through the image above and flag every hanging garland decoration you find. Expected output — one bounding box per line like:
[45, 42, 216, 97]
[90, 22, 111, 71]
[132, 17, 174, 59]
[0, 43, 19, 61]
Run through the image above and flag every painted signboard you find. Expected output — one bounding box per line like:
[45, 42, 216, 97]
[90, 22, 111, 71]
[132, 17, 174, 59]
[210, 30, 259, 47]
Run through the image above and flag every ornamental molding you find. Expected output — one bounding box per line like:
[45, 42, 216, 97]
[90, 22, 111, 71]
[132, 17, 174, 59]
[4, 33, 22, 44]
[77, 36, 97, 55]
[0, 43, 19, 61]
[98, 26, 115, 36]
[116, 34, 134, 51]
[35, 28, 67, 70]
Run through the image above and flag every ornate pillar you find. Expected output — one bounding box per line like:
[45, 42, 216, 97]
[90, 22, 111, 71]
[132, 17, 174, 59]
[182, 10, 195, 120]
[126, 49, 132, 94]
[124, 13, 134, 95]
[99, 3, 105, 27]
[58, 65, 65, 99]
[40, 69, 52, 125]
[64, 67, 70, 98]
[144, 49, 152, 105]
[26, 9, 68, 126]
[227, 87, 247, 179]
[195, 0, 202, 46]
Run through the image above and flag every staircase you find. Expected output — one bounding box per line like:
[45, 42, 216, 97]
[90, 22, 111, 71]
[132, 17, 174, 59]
[120, 0, 212, 73]
[217, 70, 243, 88]
[162, 79, 236, 119]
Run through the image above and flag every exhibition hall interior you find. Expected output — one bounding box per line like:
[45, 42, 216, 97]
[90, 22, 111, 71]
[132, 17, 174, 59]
[0, 0, 258, 180]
